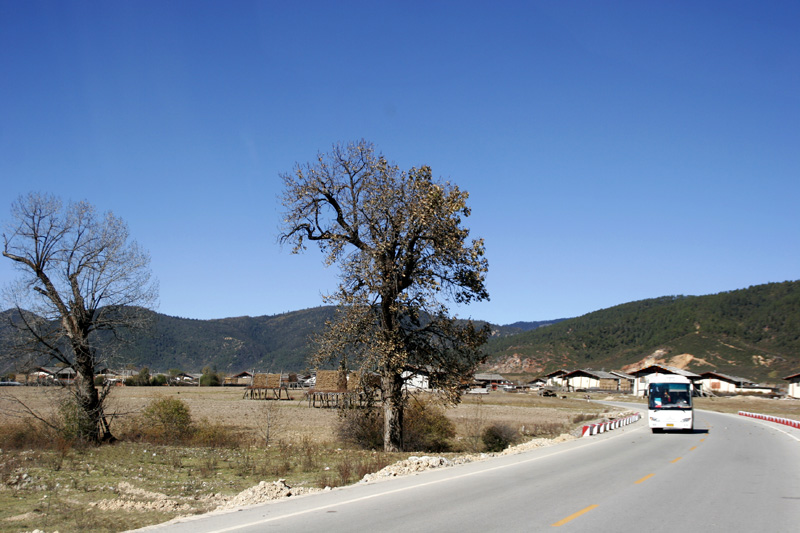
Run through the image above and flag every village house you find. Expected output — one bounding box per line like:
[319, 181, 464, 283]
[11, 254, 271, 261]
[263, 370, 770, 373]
[544, 369, 569, 388]
[784, 373, 800, 399]
[223, 371, 254, 386]
[402, 366, 432, 390]
[472, 372, 511, 390]
[610, 370, 635, 392]
[697, 371, 776, 395]
[738, 383, 776, 395]
[29, 366, 76, 384]
[527, 377, 546, 389]
[698, 371, 755, 395]
[563, 369, 620, 392]
[628, 364, 701, 396]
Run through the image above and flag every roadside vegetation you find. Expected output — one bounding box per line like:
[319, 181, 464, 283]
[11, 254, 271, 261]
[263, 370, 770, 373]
[0, 386, 611, 532]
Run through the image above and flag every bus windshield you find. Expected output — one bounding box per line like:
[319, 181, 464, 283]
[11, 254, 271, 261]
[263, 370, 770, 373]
[648, 383, 692, 410]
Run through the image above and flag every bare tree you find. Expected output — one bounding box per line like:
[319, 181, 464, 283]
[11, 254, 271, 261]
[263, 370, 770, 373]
[2, 193, 158, 443]
[280, 140, 489, 451]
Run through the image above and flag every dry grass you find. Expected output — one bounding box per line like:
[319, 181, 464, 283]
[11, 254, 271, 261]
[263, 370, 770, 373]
[693, 395, 800, 418]
[0, 386, 646, 533]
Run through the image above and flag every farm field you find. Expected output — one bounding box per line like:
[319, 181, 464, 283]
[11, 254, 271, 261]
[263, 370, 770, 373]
[0, 386, 612, 533]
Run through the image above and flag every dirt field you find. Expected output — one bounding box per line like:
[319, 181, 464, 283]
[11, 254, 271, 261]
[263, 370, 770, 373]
[4, 386, 796, 443]
[3, 386, 796, 442]
[1, 386, 610, 445]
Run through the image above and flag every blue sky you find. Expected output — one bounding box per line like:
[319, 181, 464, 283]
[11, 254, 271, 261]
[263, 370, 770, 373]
[1, 1, 798, 325]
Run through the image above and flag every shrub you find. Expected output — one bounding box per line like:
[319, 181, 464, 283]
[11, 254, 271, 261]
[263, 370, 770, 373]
[57, 395, 95, 446]
[336, 407, 383, 450]
[199, 372, 220, 386]
[481, 423, 518, 452]
[0, 420, 56, 450]
[572, 413, 596, 424]
[525, 421, 567, 437]
[200, 366, 221, 386]
[192, 419, 242, 448]
[336, 398, 456, 452]
[337, 456, 354, 485]
[139, 396, 194, 444]
[403, 399, 455, 453]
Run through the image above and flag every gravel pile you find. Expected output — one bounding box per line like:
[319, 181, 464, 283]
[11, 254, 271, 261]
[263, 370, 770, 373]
[360, 431, 583, 482]
[216, 479, 320, 510]
[91, 482, 194, 513]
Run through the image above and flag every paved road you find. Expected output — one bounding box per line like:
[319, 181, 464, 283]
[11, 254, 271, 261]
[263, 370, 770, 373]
[137, 407, 800, 532]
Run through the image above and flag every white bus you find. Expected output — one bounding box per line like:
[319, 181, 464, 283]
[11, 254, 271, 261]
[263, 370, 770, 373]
[647, 374, 694, 433]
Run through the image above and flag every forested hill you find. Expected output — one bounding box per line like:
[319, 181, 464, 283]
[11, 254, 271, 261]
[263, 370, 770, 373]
[110, 311, 556, 373]
[483, 280, 800, 382]
[2, 281, 797, 380]
[115, 306, 340, 373]
[0, 306, 338, 375]
[0, 306, 545, 375]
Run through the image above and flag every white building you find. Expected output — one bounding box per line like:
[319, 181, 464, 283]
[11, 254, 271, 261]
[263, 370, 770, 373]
[783, 373, 800, 399]
[629, 365, 701, 396]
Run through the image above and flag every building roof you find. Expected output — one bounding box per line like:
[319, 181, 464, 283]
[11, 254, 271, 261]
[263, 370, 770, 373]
[565, 369, 619, 380]
[628, 364, 701, 379]
[783, 372, 800, 381]
[610, 370, 635, 380]
[37, 366, 76, 376]
[474, 373, 507, 382]
[700, 371, 755, 386]
[545, 369, 569, 378]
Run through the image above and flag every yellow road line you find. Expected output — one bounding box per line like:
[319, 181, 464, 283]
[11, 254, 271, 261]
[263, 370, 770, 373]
[635, 473, 655, 484]
[671, 457, 682, 463]
[689, 446, 697, 451]
[552, 504, 599, 527]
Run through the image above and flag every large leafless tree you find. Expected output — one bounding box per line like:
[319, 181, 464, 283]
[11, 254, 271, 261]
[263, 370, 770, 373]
[2, 193, 157, 443]
[280, 140, 489, 451]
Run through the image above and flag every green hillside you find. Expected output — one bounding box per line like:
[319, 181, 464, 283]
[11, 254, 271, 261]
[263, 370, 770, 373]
[483, 281, 800, 382]
[0, 306, 338, 375]
[0, 306, 546, 375]
[3, 281, 798, 380]
[113, 306, 339, 373]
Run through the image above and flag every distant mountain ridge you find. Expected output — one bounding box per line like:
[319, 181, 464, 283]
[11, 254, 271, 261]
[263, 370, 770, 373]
[2, 281, 798, 382]
[0, 307, 562, 375]
[0, 306, 337, 375]
[482, 280, 800, 383]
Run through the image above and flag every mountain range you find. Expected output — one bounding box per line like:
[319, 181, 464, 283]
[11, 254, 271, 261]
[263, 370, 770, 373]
[482, 280, 800, 383]
[2, 281, 798, 383]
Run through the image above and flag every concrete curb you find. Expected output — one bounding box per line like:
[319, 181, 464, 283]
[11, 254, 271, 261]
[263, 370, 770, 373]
[738, 411, 800, 429]
[581, 412, 642, 437]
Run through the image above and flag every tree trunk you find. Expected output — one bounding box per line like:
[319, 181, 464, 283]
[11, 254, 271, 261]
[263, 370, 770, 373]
[382, 370, 404, 452]
[72, 341, 103, 444]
